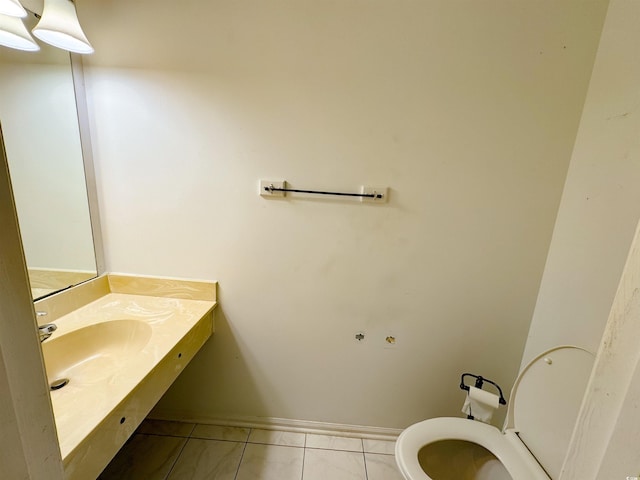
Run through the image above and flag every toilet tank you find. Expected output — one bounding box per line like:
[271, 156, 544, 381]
[504, 346, 594, 479]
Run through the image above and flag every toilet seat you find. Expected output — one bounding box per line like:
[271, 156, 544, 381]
[395, 417, 550, 479]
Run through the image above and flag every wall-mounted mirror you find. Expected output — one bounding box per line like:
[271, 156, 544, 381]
[0, 13, 97, 300]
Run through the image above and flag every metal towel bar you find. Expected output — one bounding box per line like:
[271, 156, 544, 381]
[263, 184, 384, 199]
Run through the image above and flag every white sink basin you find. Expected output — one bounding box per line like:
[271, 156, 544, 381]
[42, 319, 152, 386]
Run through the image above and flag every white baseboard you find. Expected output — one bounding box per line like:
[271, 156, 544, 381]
[148, 409, 402, 441]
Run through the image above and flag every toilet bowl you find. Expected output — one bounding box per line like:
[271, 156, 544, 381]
[395, 346, 594, 480]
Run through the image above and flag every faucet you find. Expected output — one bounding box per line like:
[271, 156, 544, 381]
[38, 323, 57, 342]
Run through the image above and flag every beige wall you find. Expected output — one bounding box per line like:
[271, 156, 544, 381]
[79, 0, 607, 428]
[521, 0, 640, 367]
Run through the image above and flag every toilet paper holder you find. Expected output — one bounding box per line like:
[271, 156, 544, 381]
[460, 373, 507, 408]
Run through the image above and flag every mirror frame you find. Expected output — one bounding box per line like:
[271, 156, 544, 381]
[69, 54, 105, 282]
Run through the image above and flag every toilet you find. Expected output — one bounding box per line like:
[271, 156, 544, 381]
[395, 346, 594, 480]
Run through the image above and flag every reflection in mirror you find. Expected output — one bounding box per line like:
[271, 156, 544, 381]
[0, 13, 97, 300]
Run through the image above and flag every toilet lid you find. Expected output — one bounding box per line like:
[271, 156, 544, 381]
[504, 346, 594, 479]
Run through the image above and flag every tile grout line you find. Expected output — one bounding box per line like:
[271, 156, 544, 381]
[163, 436, 190, 480]
[305, 446, 365, 453]
[301, 433, 307, 480]
[233, 442, 249, 480]
[233, 428, 253, 480]
[362, 438, 369, 480]
[134, 432, 192, 439]
[157, 422, 196, 479]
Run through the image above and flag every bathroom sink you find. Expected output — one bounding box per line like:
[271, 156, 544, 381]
[32, 275, 216, 480]
[42, 320, 152, 386]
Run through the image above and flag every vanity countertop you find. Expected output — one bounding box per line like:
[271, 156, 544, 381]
[35, 273, 217, 479]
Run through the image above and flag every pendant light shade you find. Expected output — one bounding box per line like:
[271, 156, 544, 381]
[0, 12, 39, 51]
[0, 0, 27, 18]
[32, 0, 93, 54]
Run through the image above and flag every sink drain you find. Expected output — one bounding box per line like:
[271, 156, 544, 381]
[50, 378, 69, 390]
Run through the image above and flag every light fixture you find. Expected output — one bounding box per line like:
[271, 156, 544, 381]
[0, 0, 26, 18]
[32, 0, 93, 54]
[0, 12, 39, 51]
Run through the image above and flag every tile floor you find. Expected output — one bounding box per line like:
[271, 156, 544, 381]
[99, 419, 404, 480]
